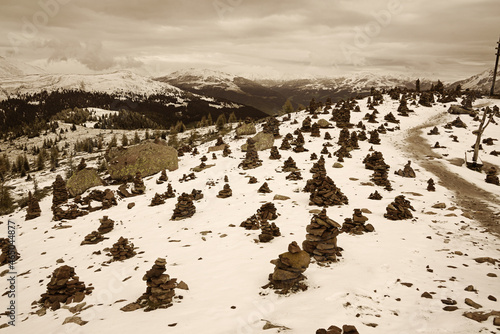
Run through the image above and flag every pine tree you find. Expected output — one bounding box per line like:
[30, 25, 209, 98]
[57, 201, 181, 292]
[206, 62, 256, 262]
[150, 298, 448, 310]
[108, 134, 118, 149]
[0, 183, 14, 215]
[228, 112, 237, 123]
[281, 99, 294, 115]
[134, 131, 141, 144]
[207, 113, 213, 126]
[215, 114, 227, 131]
[121, 134, 129, 147]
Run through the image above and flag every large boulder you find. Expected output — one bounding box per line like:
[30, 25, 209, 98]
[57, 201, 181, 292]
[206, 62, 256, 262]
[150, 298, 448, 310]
[317, 119, 332, 128]
[236, 123, 257, 136]
[241, 132, 274, 151]
[106, 141, 178, 181]
[67, 168, 104, 197]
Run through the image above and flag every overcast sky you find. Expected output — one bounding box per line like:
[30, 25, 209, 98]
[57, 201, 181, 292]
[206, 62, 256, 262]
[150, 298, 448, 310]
[1, 0, 499, 80]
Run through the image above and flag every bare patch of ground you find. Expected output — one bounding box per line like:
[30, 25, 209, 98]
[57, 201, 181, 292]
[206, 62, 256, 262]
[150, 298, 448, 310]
[403, 112, 500, 236]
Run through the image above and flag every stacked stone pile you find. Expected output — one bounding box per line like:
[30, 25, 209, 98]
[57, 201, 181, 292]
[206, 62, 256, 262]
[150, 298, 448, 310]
[53, 204, 88, 221]
[132, 172, 146, 195]
[427, 178, 436, 191]
[368, 130, 381, 144]
[97, 216, 114, 234]
[190, 189, 203, 201]
[239, 138, 262, 169]
[368, 190, 383, 200]
[81, 231, 105, 245]
[302, 209, 342, 263]
[280, 138, 291, 150]
[38, 265, 93, 311]
[282, 157, 298, 172]
[257, 202, 278, 220]
[341, 209, 374, 234]
[258, 221, 281, 242]
[395, 161, 416, 178]
[485, 167, 499, 185]
[110, 237, 136, 261]
[286, 171, 303, 180]
[258, 182, 272, 193]
[156, 170, 168, 184]
[217, 184, 233, 198]
[264, 242, 310, 294]
[52, 175, 68, 210]
[384, 195, 415, 220]
[171, 193, 196, 220]
[240, 214, 260, 230]
[26, 191, 41, 220]
[269, 146, 281, 159]
[304, 171, 349, 207]
[0, 238, 20, 266]
[150, 193, 165, 206]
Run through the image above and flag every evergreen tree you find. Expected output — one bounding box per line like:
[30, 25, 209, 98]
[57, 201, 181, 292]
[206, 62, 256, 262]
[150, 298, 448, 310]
[215, 114, 227, 131]
[134, 131, 141, 144]
[108, 134, 118, 149]
[207, 113, 213, 126]
[416, 79, 420, 92]
[0, 183, 14, 215]
[121, 133, 129, 147]
[228, 112, 237, 123]
[281, 99, 294, 115]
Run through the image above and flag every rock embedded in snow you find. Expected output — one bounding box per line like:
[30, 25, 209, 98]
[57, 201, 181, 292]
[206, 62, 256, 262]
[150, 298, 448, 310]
[485, 167, 499, 185]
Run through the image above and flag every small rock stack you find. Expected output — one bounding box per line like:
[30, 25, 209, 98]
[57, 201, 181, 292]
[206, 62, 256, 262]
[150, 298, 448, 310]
[302, 209, 342, 263]
[324, 132, 332, 140]
[258, 221, 281, 242]
[240, 214, 260, 230]
[282, 157, 298, 172]
[337, 128, 350, 146]
[262, 117, 281, 137]
[39, 265, 93, 311]
[258, 182, 272, 193]
[164, 183, 176, 198]
[427, 126, 439, 135]
[190, 189, 203, 201]
[26, 191, 41, 220]
[342, 209, 374, 234]
[395, 160, 416, 178]
[239, 138, 262, 170]
[485, 167, 499, 185]
[110, 237, 136, 261]
[310, 153, 318, 160]
[427, 178, 436, 191]
[53, 204, 89, 221]
[102, 189, 118, 209]
[269, 146, 281, 160]
[264, 242, 310, 294]
[179, 172, 196, 182]
[286, 171, 303, 180]
[81, 231, 105, 245]
[134, 258, 178, 311]
[77, 158, 87, 171]
[280, 138, 291, 150]
[349, 132, 359, 149]
[368, 130, 381, 144]
[384, 112, 399, 123]
[384, 195, 415, 220]
[310, 156, 326, 174]
[171, 193, 196, 220]
[368, 190, 383, 200]
[150, 193, 165, 206]
[0, 238, 20, 266]
[371, 162, 392, 191]
[257, 202, 278, 220]
[316, 324, 360, 334]
[363, 151, 385, 170]
[217, 184, 233, 198]
[157, 170, 168, 184]
[304, 171, 349, 207]
[222, 145, 232, 157]
[310, 122, 321, 137]
[132, 172, 146, 195]
[292, 132, 307, 152]
[450, 117, 467, 128]
[248, 176, 258, 184]
[398, 98, 412, 116]
[97, 216, 114, 234]
[301, 117, 312, 132]
[52, 175, 69, 210]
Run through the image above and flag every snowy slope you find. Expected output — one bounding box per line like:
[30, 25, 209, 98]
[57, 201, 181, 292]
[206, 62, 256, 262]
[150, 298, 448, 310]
[0, 70, 184, 100]
[450, 69, 499, 93]
[163, 68, 244, 92]
[1, 95, 499, 334]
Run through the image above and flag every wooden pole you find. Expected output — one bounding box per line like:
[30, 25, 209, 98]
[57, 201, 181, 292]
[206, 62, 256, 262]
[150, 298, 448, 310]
[491, 36, 500, 96]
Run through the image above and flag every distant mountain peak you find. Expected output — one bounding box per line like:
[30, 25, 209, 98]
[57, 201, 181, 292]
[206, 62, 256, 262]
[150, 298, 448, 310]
[0, 56, 45, 78]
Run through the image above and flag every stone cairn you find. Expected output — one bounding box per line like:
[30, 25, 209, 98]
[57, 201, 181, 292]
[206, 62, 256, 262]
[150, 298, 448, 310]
[179, 172, 196, 183]
[0, 238, 20, 266]
[190, 189, 203, 201]
[485, 167, 499, 185]
[301, 117, 312, 132]
[239, 138, 262, 170]
[53, 204, 88, 221]
[97, 216, 114, 234]
[310, 156, 326, 174]
[395, 160, 416, 178]
[258, 182, 272, 193]
[304, 171, 349, 207]
[302, 209, 342, 263]
[349, 131, 359, 149]
[282, 157, 298, 172]
[222, 145, 231, 157]
[39, 265, 93, 311]
[358, 130, 367, 141]
[368, 130, 381, 144]
[384, 112, 399, 123]
[110, 237, 136, 261]
[263, 241, 310, 294]
[240, 214, 260, 230]
[248, 176, 258, 184]
[368, 190, 383, 200]
[427, 178, 436, 191]
[132, 172, 146, 195]
[77, 158, 87, 171]
[337, 128, 350, 146]
[26, 191, 41, 220]
[324, 132, 332, 140]
[258, 221, 281, 243]
[321, 146, 330, 155]
[157, 170, 168, 184]
[286, 171, 303, 180]
[364, 152, 392, 190]
[217, 184, 233, 198]
[164, 183, 176, 198]
[81, 231, 105, 245]
[310, 122, 321, 137]
[427, 126, 440, 135]
[171, 193, 196, 220]
[292, 132, 307, 153]
[52, 175, 68, 210]
[263, 116, 281, 137]
[342, 209, 374, 234]
[310, 152, 318, 160]
[150, 193, 165, 206]
[269, 146, 281, 160]
[384, 195, 415, 220]
[77, 189, 117, 211]
[125, 258, 180, 312]
[316, 324, 360, 334]
[257, 202, 278, 220]
[280, 138, 291, 150]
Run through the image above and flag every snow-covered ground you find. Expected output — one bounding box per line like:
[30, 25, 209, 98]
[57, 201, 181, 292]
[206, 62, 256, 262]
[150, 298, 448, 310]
[1, 95, 499, 334]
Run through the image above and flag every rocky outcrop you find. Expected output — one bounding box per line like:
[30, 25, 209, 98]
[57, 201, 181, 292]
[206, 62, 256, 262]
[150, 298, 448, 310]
[106, 141, 178, 181]
[241, 132, 274, 152]
[66, 168, 104, 197]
